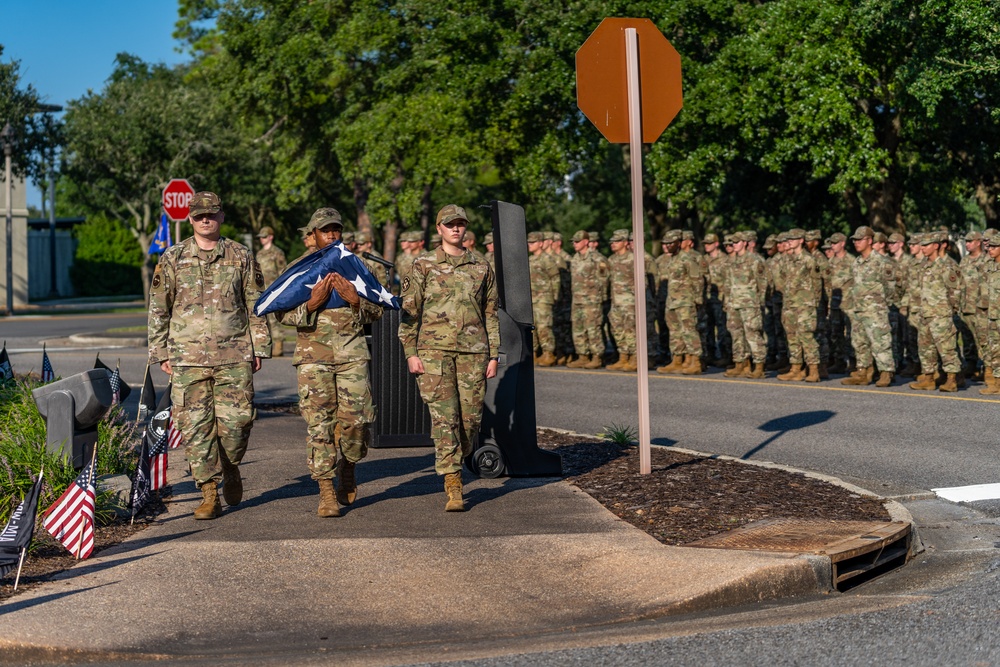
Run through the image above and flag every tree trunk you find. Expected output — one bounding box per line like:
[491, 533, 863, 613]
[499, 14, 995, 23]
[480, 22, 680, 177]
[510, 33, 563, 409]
[354, 179, 371, 234]
[419, 183, 434, 239]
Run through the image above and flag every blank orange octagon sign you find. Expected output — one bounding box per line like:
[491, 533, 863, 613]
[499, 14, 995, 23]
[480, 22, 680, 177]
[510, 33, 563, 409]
[576, 18, 683, 144]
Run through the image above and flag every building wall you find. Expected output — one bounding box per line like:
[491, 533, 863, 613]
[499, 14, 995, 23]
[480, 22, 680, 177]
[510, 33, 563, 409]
[0, 174, 29, 313]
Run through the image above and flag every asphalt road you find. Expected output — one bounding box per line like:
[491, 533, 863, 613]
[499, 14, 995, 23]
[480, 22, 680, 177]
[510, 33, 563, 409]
[5, 311, 1000, 666]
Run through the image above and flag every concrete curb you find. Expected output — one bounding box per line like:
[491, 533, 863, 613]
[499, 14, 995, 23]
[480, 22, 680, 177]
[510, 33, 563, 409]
[67, 332, 147, 348]
[546, 427, 922, 581]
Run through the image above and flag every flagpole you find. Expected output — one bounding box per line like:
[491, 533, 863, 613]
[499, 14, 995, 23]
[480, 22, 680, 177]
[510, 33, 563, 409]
[13, 548, 26, 591]
[78, 447, 98, 560]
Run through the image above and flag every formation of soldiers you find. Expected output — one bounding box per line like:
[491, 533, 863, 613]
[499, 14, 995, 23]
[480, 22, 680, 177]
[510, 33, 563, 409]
[266, 222, 1000, 394]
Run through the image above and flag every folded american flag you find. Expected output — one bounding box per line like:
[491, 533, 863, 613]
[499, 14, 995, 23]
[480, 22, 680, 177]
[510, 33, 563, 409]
[254, 241, 400, 317]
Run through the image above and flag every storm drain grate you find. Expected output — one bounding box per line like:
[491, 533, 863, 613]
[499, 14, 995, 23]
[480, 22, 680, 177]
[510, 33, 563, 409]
[685, 518, 912, 591]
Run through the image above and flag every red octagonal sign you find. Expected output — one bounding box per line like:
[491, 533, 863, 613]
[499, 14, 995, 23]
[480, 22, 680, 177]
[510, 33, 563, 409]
[576, 18, 683, 144]
[162, 178, 195, 220]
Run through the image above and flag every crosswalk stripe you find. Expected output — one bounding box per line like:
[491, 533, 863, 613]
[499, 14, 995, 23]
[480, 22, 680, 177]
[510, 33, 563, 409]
[933, 483, 1000, 503]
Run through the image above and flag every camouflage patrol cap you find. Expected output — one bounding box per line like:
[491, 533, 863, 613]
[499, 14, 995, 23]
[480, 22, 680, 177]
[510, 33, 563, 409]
[610, 229, 630, 243]
[527, 231, 543, 243]
[937, 230, 951, 243]
[907, 233, 922, 244]
[965, 230, 983, 241]
[763, 234, 776, 249]
[298, 225, 310, 239]
[587, 231, 600, 241]
[551, 231, 561, 242]
[542, 231, 555, 242]
[661, 229, 682, 244]
[742, 230, 758, 242]
[436, 204, 469, 226]
[829, 232, 847, 244]
[256, 226, 275, 238]
[920, 233, 937, 245]
[723, 233, 738, 245]
[430, 233, 441, 246]
[821, 240, 832, 250]
[484, 232, 494, 244]
[703, 232, 719, 245]
[571, 230, 588, 243]
[804, 229, 822, 242]
[189, 191, 222, 216]
[785, 228, 805, 240]
[401, 230, 423, 242]
[775, 232, 789, 243]
[342, 231, 355, 244]
[681, 230, 695, 242]
[984, 229, 1000, 246]
[304, 207, 343, 233]
[873, 231, 888, 244]
[850, 225, 874, 240]
[465, 230, 477, 243]
[888, 232, 905, 244]
[355, 230, 371, 244]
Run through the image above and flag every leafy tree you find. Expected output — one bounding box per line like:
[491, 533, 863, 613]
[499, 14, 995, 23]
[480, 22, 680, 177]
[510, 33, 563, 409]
[0, 47, 62, 191]
[69, 213, 144, 296]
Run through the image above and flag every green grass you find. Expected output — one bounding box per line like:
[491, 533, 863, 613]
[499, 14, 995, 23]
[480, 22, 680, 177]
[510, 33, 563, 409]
[600, 422, 638, 446]
[0, 376, 141, 528]
[106, 325, 147, 333]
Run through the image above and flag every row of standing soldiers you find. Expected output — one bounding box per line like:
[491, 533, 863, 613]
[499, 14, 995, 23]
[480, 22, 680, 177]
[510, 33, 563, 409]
[518, 224, 1000, 394]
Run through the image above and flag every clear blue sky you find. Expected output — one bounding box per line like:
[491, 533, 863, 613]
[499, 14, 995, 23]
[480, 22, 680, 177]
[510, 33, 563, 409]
[1, 0, 190, 208]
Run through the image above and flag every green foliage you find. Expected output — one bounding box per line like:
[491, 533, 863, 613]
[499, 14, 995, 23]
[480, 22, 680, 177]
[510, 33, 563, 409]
[0, 377, 141, 528]
[600, 422, 638, 447]
[69, 214, 144, 296]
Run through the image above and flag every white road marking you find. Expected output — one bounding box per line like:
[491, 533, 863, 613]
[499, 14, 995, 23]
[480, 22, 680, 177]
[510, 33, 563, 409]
[933, 483, 1000, 503]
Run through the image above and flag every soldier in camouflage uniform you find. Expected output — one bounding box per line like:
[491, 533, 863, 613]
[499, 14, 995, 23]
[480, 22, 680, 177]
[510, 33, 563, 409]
[275, 209, 383, 518]
[255, 226, 287, 357]
[722, 232, 769, 378]
[654, 233, 675, 366]
[765, 234, 789, 370]
[804, 230, 831, 378]
[980, 230, 1000, 394]
[399, 204, 500, 512]
[528, 231, 558, 365]
[354, 230, 390, 287]
[887, 233, 912, 373]
[703, 233, 731, 367]
[630, 231, 660, 368]
[958, 230, 987, 378]
[842, 226, 896, 387]
[483, 232, 495, 271]
[550, 231, 574, 365]
[776, 229, 822, 382]
[394, 230, 423, 288]
[567, 230, 610, 369]
[657, 230, 706, 375]
[607, 229, 637, 371]
[909, 231, 964, 391]
[148, 192, 271, 520]
[826, 233, 854, 373]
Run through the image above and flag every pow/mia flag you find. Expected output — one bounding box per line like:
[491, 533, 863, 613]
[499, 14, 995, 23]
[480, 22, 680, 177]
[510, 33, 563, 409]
[253, 240, 400, 317]
[0, 472, 43, 579]
[0, 341, 12, 383]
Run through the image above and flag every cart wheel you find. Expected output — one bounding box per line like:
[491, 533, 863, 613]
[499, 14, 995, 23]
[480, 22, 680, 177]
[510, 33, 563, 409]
[473, 444, 506, 479]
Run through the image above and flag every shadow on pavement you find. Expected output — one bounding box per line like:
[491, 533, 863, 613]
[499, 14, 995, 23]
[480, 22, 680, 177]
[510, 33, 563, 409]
[742, 410, 836, 460]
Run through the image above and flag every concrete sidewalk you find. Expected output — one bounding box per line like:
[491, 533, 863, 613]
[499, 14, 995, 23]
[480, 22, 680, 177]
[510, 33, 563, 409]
[0, 411, 840, 665]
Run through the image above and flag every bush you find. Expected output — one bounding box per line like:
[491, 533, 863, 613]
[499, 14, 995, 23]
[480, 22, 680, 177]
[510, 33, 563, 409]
[0, 376, 141, 527]
[69, 214, 144, 296]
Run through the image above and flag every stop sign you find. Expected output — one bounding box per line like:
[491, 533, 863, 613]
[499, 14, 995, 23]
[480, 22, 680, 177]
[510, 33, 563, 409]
[162, 179, 195, 220]
[576, 18, 683, 143]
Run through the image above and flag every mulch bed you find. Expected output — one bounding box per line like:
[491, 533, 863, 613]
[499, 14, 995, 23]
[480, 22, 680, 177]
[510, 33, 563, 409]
[1, 428, 889, 602]
[537, 428, 890, 546]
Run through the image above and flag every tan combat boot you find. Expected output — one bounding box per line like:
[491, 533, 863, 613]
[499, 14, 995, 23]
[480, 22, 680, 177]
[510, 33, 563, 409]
[777, 364, 803, 381]
[220, 456, 243, 506]
[656, 355, 684, 374]
[681, 354, 703, 375]
[336, 459, 357, 506]
[841, 366, 872, 386]
[621, 354, 638, 372]
[804, 364, 821, 382]
[444, 472, 465, 512]
[908, 373, 936, 390]
[583, 354, 604, 369]
[537, 351, 557, 367]
[980, 370, 1000, 394]
[607, 354, 626, 371]
[939, 373, 958, 392]
[875, 371, 894, 387]
[193, 483, 222, 520]
[316, 479, 341, 517]
[566, 354, 588, 368]
[985, 367, 995, 388]
[747, 361, 766, 379]
[724, 360, 747, 378]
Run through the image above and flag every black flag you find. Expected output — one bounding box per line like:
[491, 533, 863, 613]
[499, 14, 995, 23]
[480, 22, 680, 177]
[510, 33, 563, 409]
[95, 355, 131, 402]
[129, 435, 152, 516]
[0, 341, 12, 383]
[0, 473, 43, 578]
[137, 366, 156, 422]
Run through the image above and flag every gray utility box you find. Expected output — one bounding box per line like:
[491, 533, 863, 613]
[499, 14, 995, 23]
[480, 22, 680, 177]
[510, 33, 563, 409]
[32, 369, 113, 470]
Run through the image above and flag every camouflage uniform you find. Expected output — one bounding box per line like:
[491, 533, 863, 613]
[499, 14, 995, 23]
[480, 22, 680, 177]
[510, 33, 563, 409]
[726, 240, 768, 365]
[958, 234, 987, 373]
[849, 241, 896, 373]
[569, 232, 610, 360]
[780, 234, 822, 367]
[148, 219, 271, 491]
[654, 246, 672, 361]
[917, 240, 963, 376]
[765, 241, 788, 365]
[663, 232, 705, 360]
[255, 230, 287, 356]
[983, 233, 1000, 381]
[483, 232, 495, 272]
[399, 246, 500, 475]
[892, 244, 916, 371]
[806, 231, 832, 367]
[608, 230, 636, 358]
[704, 234, 730, 364]
[905, 241, 926, 370]
[827, 237, 855, 370]
[550, 233, 574, 361]
[528, 232, 559, 357]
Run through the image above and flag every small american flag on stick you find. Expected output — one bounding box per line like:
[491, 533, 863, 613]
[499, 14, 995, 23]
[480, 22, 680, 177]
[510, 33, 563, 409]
[42, 461, 96, 559]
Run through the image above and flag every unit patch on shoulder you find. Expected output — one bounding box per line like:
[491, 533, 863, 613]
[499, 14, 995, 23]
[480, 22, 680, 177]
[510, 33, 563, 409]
[401, 277, 411, 293]
[255, 270, 265, 289]
[152, 270, 162, 289]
